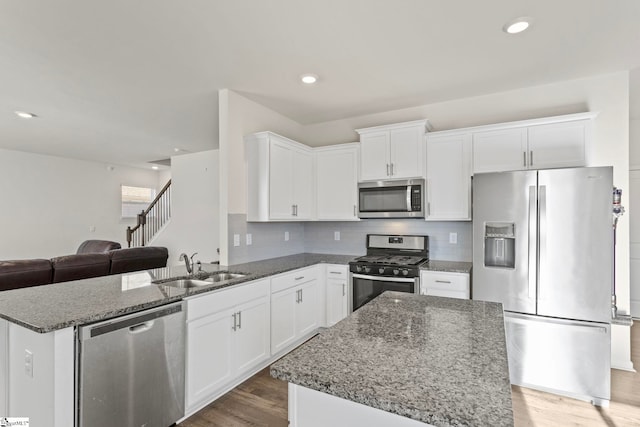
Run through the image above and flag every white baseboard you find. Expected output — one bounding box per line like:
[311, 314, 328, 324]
[612, 360, 636, 372]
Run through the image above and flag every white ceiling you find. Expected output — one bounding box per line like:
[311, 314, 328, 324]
[1, 0, 639, 169]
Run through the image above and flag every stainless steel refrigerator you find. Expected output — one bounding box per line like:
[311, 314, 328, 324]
[472, 166, 612, 405]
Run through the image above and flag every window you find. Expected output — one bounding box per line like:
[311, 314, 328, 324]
[121, 185, 156, 218]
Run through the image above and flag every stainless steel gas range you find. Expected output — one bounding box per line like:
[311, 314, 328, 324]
[349, 234, 429, 311]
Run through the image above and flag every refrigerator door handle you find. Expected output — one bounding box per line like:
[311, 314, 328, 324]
[528, 185, 537, 301]
[538, 185, 547, 301]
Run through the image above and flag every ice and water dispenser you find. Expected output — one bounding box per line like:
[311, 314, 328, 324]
[484, 223, 515, 268]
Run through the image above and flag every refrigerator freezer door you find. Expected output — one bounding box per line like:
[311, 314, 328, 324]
[504, 312, 610, 404]
[473, 171, 537, 314]
[536, 167, 613, 323]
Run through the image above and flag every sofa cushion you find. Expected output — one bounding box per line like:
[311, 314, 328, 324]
[0, 259, 52, 291]
[109, 247, 169, 274]
[51, 253, 111, 283]
[77, 240, 122, 254]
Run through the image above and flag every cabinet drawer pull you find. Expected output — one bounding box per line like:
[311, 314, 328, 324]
[523, 152, 527, 167]
[237, 311, 242, 329]
[386, 164, 390, 176]
[390, 163, 394, 176]
[232, 312, 237, 331]
[530, 150, 533, 166]
[329, 271, 342, 275]
[435, 280, 451, 284]
[295, 276, 305, 280]
[342, 283, 346, 296]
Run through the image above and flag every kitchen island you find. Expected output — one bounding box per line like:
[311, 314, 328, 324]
[271, 291, 513, 427]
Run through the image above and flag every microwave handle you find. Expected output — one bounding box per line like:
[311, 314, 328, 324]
[406, 186, 412, 212]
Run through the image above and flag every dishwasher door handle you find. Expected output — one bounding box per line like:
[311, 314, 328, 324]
[129, 321, 154, 334]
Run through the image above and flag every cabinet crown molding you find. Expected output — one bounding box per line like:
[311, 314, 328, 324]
[355, 119, 433, 135]
[427, 112, 598, 137]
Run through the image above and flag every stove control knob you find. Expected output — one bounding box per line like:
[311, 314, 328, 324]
[378, 268, 385, 274]
[355, 265, 361, 272]
[402, 269, 409, 276]
[364, 266, 371, 273]
[393, 269, 399, 275]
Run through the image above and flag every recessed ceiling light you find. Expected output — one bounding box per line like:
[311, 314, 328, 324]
[503, 17, 531, 34]
[15, 111, 37, 119]
[151, 166, 159, 170]
[174, 148, 182, 152]
[300, 74, 318, 84]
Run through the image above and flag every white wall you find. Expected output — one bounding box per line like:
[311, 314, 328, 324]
[629, 67, 640, 318]
[152, 150, 219, 266]
[0, 148, 162, 259]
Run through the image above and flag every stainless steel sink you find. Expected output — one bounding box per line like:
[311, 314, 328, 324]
[155, 271, 247, 289]
[159, 279, 211, 288]
[204, 272, 246, 282]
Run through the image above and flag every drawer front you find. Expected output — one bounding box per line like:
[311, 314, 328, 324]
[187, 279, 269, 322]
[325, 264, 348, 278]
[271, 266, 318, 294]
[421, 271, 469, 299]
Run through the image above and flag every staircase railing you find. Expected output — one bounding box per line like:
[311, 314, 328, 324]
[126, 179, 171, 247]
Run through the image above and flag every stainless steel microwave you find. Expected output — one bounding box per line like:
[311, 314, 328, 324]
[358, 179, 425, 218]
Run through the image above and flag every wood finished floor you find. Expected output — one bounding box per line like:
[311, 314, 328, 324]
[180, 323, 640, 426]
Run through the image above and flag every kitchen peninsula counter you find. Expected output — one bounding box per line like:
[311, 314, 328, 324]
[0, 253, 355, 333]
[270, 292, 513, 426]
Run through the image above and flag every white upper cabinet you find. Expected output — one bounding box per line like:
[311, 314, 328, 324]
[472, 112, 596, 174]
[425, 132, 472, 221]
[473, 128, 527, 173]
[315, 144, 359, 221]
[357, 120, 431, 181]
[527, 120, 590, 169]
[246, 132, 315, 221]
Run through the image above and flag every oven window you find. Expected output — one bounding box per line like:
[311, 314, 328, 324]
[352, 277, 415, 311]
[359, 186, 407, 212]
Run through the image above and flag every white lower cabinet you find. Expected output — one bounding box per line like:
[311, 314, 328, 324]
[271, 267, 319, 354]
[420, 270, 470, 299]
[325, 265, 349, 327]
[185, 279, 270, 412]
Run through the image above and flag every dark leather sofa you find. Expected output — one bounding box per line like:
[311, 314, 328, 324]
[0, 240, 168, 292]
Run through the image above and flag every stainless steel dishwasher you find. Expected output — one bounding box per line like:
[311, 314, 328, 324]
[76, 301, 185, 427]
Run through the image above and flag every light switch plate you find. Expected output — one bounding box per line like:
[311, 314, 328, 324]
[233, 234, 240, 247]
[246, 234, 252, 245]
[334, 231, 340, 241]
[284, 231, 290, 241]
[449, 232, 458, 244]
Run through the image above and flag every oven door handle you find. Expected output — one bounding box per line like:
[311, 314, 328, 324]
[352, 273, 416, 283]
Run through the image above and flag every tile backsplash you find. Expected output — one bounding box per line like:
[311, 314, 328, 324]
[228, 214, 472, 264]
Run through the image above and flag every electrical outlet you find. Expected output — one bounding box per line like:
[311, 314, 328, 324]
[246, 234, 252, 245]
[89, 225, 96, 232]
[233, 234, 240, 247]
[284, 231, 290, 241]
[25, 349, 33, 378]
[449, 232, 458, 244]
[334, 231, 340, 241]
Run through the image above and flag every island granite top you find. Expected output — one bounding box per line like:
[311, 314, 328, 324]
[270, 292, 513, 427]
[0, 253, 355, 333]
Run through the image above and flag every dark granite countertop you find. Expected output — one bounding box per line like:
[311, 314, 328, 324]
[0, 253, 355, 333]
[271, 292, 513, 427]
[421, 260, 472, 274]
